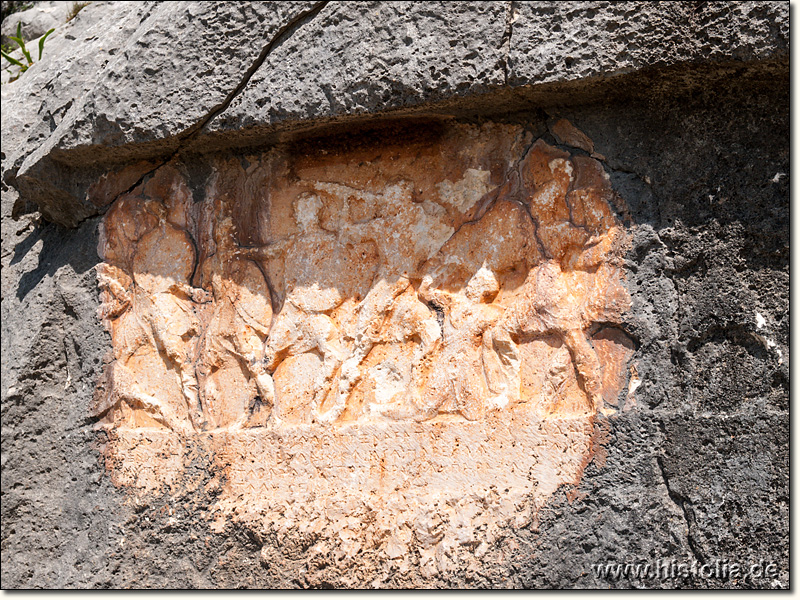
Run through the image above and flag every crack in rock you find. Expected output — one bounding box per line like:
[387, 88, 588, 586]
[499, 1, 515, 86]
[656, 454, 704, 564]
[17, 1, 331, 229]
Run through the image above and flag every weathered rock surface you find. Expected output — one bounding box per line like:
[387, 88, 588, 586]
[1, 0, 788, 590]
[1, 1, 70, 43]
[89, 123, 635, 571]
[2, 1, 789, 225]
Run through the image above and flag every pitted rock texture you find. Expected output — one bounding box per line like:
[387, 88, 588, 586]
[1, 0, 788, 591]
[2, 2, 788, 226]
[1, 1, 70, 44]
[91, 122, 635, 570]
[95, 123, 633, 430]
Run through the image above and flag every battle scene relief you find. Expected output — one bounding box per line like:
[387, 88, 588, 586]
[92, 121, 637, 569]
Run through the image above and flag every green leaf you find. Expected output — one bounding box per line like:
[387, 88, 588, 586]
[1, 50, 24, 68]
[13, 24, 33, 64]
[10, 36, 31, 65]
[38, 28, 55, 61]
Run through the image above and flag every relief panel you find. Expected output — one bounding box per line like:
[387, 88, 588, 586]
[93, 121, 635, 569]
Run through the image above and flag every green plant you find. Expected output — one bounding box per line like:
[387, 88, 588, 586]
[1, 22, 54, 81]
[66, 1, 90, 22]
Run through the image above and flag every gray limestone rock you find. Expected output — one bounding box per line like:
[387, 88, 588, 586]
[1, 1, 70, 42]
[5, 0, 324, 225]
[206, 1, 510, 135]
[507, 1, 788, 85]
[0, 0, 789, 589]
[2, 1, 789, 227]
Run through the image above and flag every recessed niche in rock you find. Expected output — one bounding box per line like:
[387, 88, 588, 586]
[92, 121, 636, 570]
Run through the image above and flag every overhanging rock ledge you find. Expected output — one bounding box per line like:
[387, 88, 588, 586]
[1, 1, 788, 589]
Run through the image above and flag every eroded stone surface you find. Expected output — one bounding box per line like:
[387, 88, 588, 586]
[0, 0, 789, 588]
[92, 121, 633, 567]
[4, 2, 788, 228]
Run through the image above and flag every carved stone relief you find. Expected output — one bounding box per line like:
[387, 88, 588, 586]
[93, 121, 635, 570]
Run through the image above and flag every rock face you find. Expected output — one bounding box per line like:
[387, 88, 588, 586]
[2, 1, 788, 225]
[90, 123, 634, 572]
[1, 1, 70, 43]
[1, 1, 789, 590]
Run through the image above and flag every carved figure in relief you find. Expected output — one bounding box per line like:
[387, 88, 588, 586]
[236, 192, 367, 423]
[134, 224, 207, 428]
[95, 196, 208, 433]
[94, 125, 633, 433]
[311, 181, 452, 424]
[373, 197, 539, 421]
[358, 285, 443, 418]
[481, 142, 629, 415]
[415, 267, 507, 420]
[197, 212, 274, 429]
[482, 261, 606, 413]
